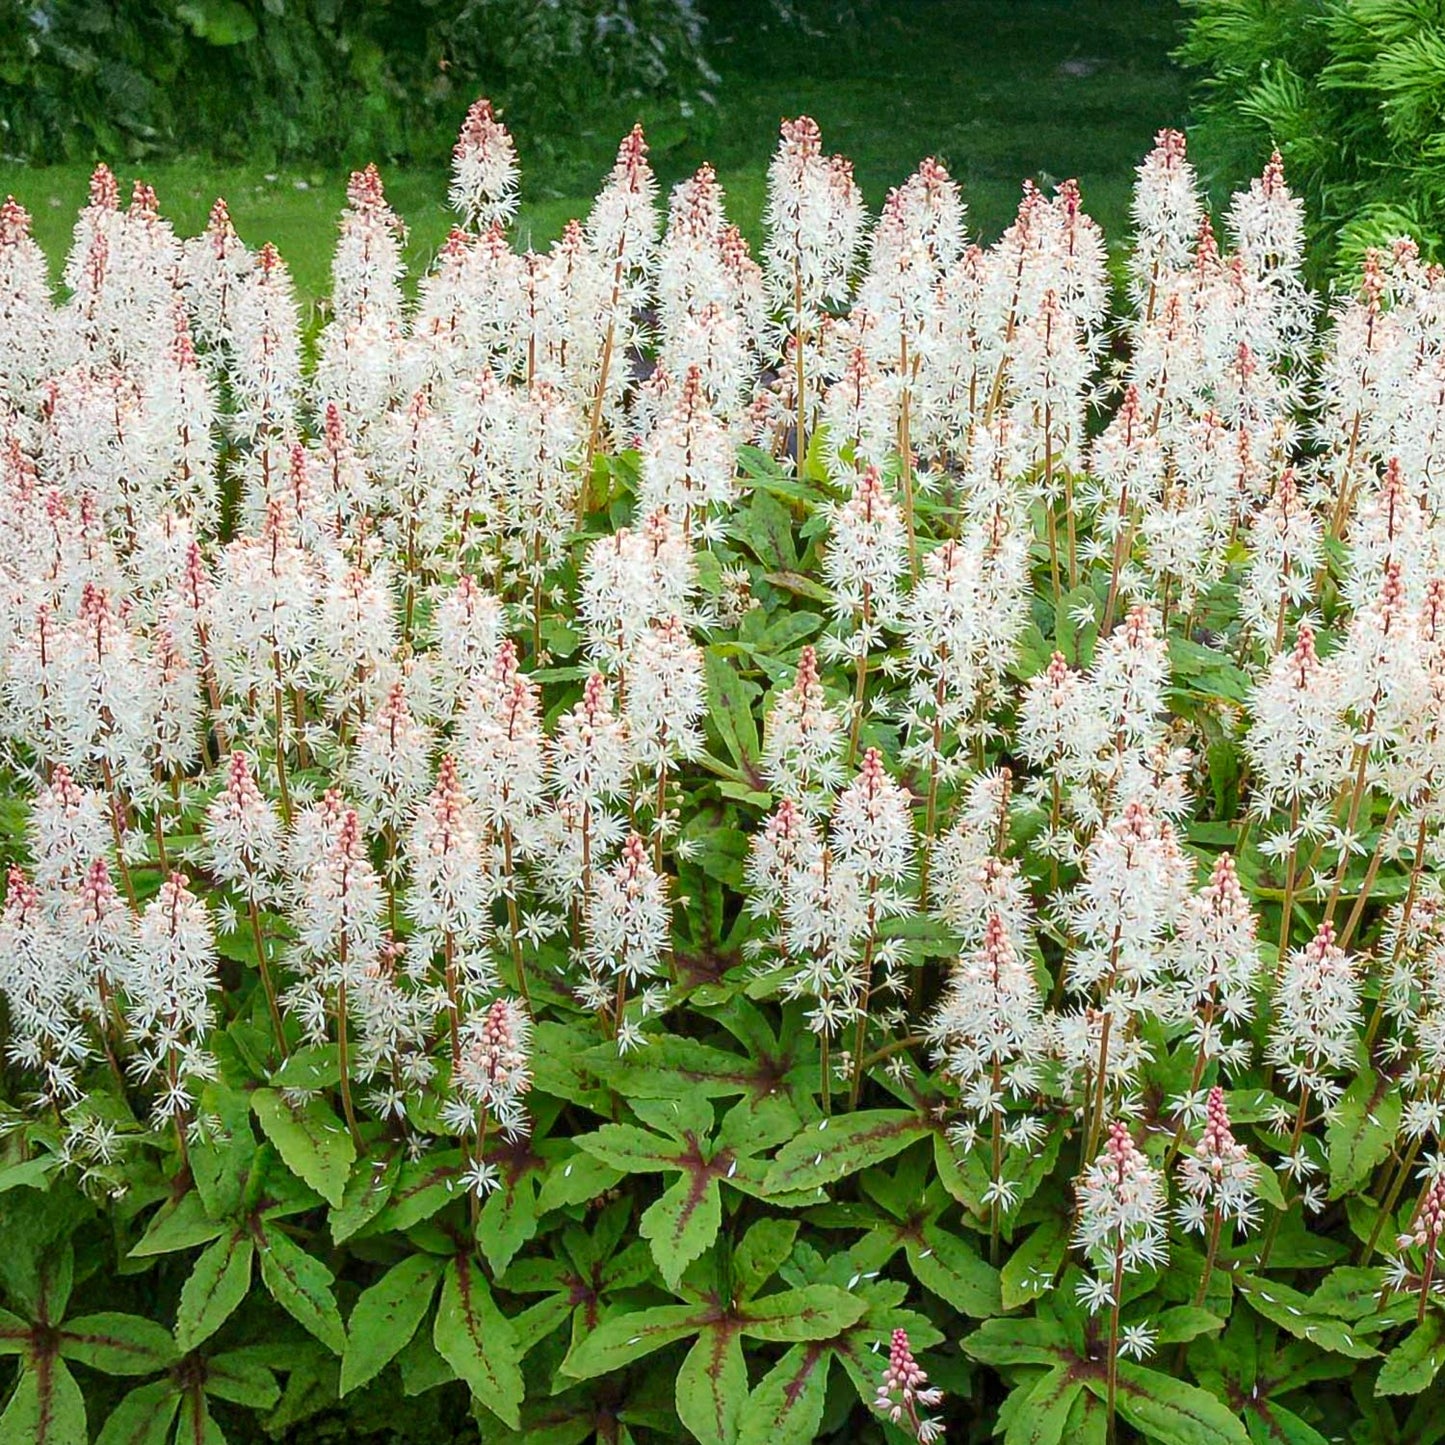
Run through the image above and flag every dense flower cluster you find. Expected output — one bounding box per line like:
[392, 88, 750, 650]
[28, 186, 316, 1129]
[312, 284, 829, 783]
[0, 108, 1443, 1443]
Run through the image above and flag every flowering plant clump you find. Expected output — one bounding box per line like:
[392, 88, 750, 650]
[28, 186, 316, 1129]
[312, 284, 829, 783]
[1, 107, 1445, 1445]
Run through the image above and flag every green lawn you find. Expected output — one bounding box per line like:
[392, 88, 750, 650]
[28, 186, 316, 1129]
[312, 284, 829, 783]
[0, 0, 1186, 302]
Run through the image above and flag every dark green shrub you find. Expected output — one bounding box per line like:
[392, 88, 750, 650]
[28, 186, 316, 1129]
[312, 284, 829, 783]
[1180, 0, 1445, 276]
[0, 0, 715, 165]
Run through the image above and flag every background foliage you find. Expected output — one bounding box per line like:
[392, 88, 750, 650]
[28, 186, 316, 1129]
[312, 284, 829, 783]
[0, 0, 715, 166]
[1179, 0, 1445, 277]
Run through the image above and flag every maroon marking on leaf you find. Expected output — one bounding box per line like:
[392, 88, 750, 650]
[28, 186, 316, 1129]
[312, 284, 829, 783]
[683, 1045, 803, 1107]
[0, 1317, 36, 1348]
[674, 948, 734, 988]
[747, 1050, 797, 1102]
[565, 1269, 601, 1331]
[394, 1159, 463, 1203]
[765, 1109, 933, 1193]
[378, 1153, 466, 1229]
[181, 1387, 208, 1445]
[452, 1252, 477, 1329]
[783, 1343, 827, 1408]
[895, 1211, 928, 1244]
[58, 1319, 174, 1372]
[33, 1352, 57, 1444]
[696, 1322, 745, 1438]
[486, 1136, 545, 1216]
[665, 1136, 733, 1248]
[898, 1078, 953, 1124]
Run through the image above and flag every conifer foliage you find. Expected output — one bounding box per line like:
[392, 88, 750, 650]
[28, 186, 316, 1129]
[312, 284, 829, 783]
[1181, 0, 1445, 275]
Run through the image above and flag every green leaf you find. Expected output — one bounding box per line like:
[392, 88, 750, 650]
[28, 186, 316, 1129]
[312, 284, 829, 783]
[174, 1232, 253, 1353]
[1376, 1314, 1445, 1396]
[732, 1219, 798, 1301]
[397, 1328, 455, 1397]
[1249, 1210, 1348, 1269]
[1062, 1389, 1108, 1445]
[477, 1169, 540, 1276]
[1154, 1307, 1226, 1345]
[252, 1089, 355, 1209]
[631, 1092, 720, 1142]
[1003, 1365, 1084, 1445]
[1168, 636, 1251, 703]
[905, 1223, 1001, 1317]
[932, 1133, 986, 1214]
[1243, 1401, 1330, 1445]
[511, 1295, 573, 1358]
[737, 1285, 866, 1341]
[432, 1254, 524, 1429]
[94, 1382, 180, 1445]
[560, 1305, 705, 1380]
[640, 1171, 722, 1289]
[704, 647, 762, 772]
[0, 1357, 87, 1445]
[537, 1148, 624, 1212]
[340, 1254, 444, 1395]
[681, 809, 749, 887]
[262, 1348, 338, 1437]
[574, 1124, 686, 1174]
[529, 1023, 612, 1112]
[37, 1247, 74, 1327]
[763, 571, 833, 605]
[731, 487, 799, 571]
[258, 1226, 347, 1354]
[190, 1085, 257, 1221]
[0, 1196, 81, 1323]
[735, 1342, 829, 1445]
[675, 1326, 745, 1445]
[173, 1390, 225, 1445]
[963, 1315, 1073, 1368]
[330, 1152, 400, 1243]
[1254, 1164, 1288, 1212]
[1206, 738, 1243, 817]
[0, 1158, 57, 1196]
[1055, 581, 1100, 665]
[374, 1152, 464, 1231]
[763, 1112, 931, 1195]
[736, 445, 815, 502]
[57, 1314, 178, 1376]
[130, 1193, 226, 1258]
[1310, 1266, 1389, 1321]
[751, 610, 821, 661]
[1326, 1069, 1401, 1199]
[202, 1350, 280, 1409]
[1236, 1275, 1376, 1358]
[1000, 1217, 1067, 1311]
[271, 1044, 342, 1091]
[175, 0, 258, 45]
[0, 1310, 28, 1355]
[1099, 1363, 1248, 1445]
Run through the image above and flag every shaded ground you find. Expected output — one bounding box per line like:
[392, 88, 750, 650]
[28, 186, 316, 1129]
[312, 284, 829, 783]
[0, 0, 1186, 303]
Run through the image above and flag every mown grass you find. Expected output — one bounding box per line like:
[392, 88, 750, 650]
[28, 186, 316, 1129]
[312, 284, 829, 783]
[0, 0, 1185, 302]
